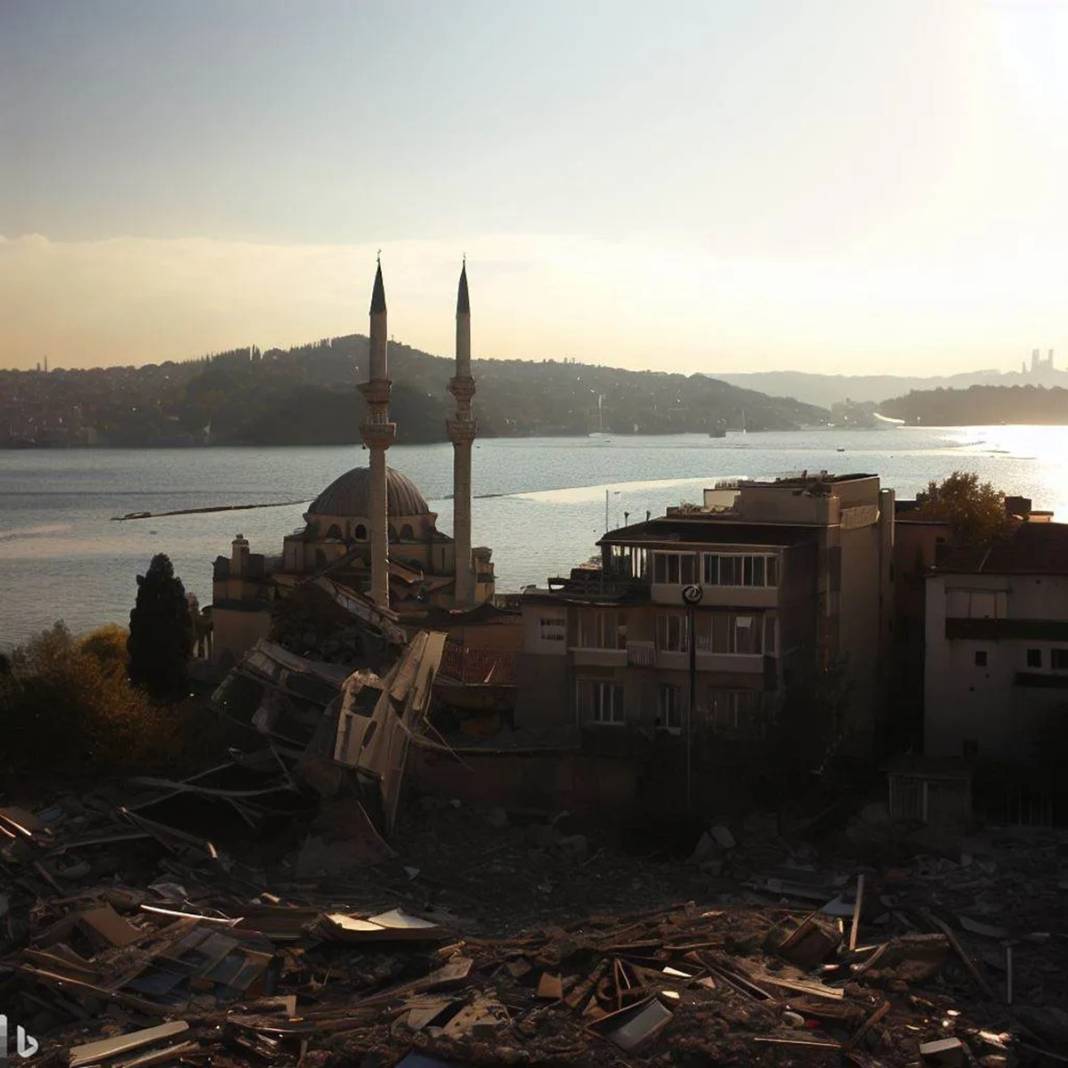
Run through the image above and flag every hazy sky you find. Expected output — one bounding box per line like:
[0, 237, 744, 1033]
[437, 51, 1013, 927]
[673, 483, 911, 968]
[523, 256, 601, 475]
[4, 0, 1068, 374]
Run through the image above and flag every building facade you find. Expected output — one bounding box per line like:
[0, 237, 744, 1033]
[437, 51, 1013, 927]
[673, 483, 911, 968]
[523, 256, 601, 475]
[516, 473, 894, 756]
[925, 522, 1068, 763]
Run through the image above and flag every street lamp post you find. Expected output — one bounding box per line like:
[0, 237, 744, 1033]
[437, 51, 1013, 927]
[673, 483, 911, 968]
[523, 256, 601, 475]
[681, 583, 703, 811]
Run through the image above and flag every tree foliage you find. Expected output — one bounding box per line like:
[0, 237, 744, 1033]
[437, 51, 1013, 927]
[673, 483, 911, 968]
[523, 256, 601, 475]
[0, 622, 156, 772]
[128, 554, 193, 697]
[913, 471, 1012, 547]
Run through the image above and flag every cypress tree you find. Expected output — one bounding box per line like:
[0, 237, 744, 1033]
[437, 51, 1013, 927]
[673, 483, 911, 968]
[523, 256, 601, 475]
[128, 553, 193, 697]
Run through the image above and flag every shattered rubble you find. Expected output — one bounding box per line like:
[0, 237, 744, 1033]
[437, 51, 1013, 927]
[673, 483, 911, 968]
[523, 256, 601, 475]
[2, 605, 1066, 1065]
[2, 794, 1066, 1067]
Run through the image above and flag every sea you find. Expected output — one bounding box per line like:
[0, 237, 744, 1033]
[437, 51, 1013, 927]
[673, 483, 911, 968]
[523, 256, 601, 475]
[1, 425, 1066, 649]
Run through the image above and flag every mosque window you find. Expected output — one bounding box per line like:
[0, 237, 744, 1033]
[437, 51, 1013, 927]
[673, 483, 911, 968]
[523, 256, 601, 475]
[400, 524, 414, 540]
[354, 523, 367, 540]
[326, 524, 343, 540]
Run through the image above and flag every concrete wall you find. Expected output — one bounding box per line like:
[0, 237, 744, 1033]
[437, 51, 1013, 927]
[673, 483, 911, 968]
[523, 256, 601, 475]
[212, 605, 272, 667]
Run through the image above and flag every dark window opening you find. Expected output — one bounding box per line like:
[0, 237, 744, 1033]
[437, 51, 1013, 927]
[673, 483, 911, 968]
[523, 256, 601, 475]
[1027, 648, 1042, 668]
[974, 650, 987, 667]
[1052, 649, 1068, 671]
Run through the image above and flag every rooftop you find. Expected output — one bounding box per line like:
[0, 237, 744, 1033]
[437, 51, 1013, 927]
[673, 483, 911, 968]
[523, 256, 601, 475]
[599, 518, 819, 549]
[936, 521, 1068, 576]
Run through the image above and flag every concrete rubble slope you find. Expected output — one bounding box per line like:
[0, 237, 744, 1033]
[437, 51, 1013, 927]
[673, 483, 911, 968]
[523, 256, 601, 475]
[2, 789, 1067, 1067]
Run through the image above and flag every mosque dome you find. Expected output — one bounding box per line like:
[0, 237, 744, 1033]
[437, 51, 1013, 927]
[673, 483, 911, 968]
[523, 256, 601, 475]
[307, 465, 430, 518]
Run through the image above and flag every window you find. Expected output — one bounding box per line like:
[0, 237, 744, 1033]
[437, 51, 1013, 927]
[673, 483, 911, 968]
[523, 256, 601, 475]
[653, 552, 697, 585]
[1052, 649, 1068, 671]
[400, 524, 414, 540]
[1027, 648, 1042, 668]
[763, 615, 777, 655]
[974, 650, 987, 667]
[609, 545, 647, 579]
[658, 684, 683, 731]
[693, 612, 767, 655]
[538, 616, 566, 643]
[702, 553, 778, 587]
[656, 613, 689, 652]
[575, 609, 625, 649]
[354, 523, 367, 540]
[578, 679, 624, 725]
[707, 690, 765, 736]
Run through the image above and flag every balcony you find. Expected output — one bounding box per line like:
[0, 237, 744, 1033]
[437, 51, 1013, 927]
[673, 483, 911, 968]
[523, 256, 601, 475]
[570, 647, 627, 667]
[650, 582, 779, 608]
[626, 640, 655, 666]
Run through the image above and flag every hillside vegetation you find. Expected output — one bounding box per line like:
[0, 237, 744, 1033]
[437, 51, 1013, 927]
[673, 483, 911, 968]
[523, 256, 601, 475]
[880, 385, 1068, 426]
[2, 336, 826, 447]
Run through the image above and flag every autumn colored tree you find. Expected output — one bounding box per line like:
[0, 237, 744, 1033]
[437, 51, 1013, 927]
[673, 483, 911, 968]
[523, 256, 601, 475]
[0, 622, 154, 771]
[128, 554, 194, 697]
[79, 623, 130, 678]
[913, 471, 1012, 547]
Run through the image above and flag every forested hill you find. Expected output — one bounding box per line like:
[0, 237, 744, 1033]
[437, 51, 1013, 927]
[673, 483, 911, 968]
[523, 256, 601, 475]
[1, 336, 827, 447]
[880, 385, 1068, 426]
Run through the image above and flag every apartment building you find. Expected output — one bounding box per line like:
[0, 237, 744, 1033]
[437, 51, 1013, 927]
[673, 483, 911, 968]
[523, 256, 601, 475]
[516, 473, 894, 754]
[925, 521, 1068, 763]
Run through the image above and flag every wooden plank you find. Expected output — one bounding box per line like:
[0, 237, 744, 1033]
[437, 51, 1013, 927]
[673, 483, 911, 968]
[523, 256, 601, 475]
[849, 874, 865, 952]
[922, 910, 996, 999]
[70, 1022, 190, 1068]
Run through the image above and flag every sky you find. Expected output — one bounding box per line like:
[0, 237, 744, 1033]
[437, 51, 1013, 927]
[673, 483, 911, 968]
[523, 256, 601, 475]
[3, 0, 1068, 375]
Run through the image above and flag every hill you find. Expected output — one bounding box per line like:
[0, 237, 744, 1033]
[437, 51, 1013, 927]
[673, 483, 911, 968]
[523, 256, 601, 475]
[709, 368, 1068, 407]
[880, 384, 1068, 426]
[0, 336, 827, 447]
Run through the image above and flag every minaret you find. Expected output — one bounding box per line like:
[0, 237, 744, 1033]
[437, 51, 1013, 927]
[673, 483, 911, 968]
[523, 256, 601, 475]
[358, 258, 396, 606]
[447, 259, 477, 605]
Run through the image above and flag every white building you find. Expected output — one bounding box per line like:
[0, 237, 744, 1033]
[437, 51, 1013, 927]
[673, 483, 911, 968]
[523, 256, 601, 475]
[925, 522, 1068, 763]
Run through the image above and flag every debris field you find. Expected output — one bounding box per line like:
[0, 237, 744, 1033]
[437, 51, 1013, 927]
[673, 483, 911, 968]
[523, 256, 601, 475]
[3, 794, 1066, 1067]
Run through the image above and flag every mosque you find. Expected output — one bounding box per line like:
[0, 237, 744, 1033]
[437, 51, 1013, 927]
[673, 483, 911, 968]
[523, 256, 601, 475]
[210, 261, 496, 666]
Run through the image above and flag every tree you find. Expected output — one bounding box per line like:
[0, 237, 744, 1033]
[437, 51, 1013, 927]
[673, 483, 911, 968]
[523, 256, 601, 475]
[128, 554, 193, 697]
[0, 622, 154, 772]
[80, 623, 130, 678]
[913, 471, 1012, 547]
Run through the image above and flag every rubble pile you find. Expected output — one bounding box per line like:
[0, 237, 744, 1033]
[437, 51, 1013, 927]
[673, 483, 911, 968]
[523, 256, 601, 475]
[1, 798, 1064, 1066]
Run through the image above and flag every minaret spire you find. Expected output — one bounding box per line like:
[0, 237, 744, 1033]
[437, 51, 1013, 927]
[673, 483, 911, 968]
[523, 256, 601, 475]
[448, 259, 477, 605]
[359, 258, 396, 606]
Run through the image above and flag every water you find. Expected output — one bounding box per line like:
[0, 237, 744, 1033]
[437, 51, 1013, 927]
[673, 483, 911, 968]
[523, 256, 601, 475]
[1, 426, 1065, 648]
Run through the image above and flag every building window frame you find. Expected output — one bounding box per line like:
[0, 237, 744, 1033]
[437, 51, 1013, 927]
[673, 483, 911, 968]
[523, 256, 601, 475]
[538, 615, 566, 643]
[693, 612, 767, 655]
[574, 609, 626, 649]
[707, 688, 766, 737]
[658, 683, 683, 733]
[578, 679, 625, 726]
[652, 551, 697, 585]
[1026, 647, 1042, 669]
[1052, 648, 1068, 671]
[656, 612, 689, 653]
[702, 552, 779, 588]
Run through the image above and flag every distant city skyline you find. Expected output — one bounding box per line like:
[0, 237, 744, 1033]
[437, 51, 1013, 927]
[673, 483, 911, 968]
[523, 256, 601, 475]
[5, 1, 1068, 374]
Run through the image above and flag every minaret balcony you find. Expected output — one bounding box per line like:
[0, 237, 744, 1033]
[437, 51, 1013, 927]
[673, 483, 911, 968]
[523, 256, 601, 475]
[447, 417, 478, 445]
[361, 420, 397, 448]
[358, 379, 392, 406]
[448, 376, 477, 404]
